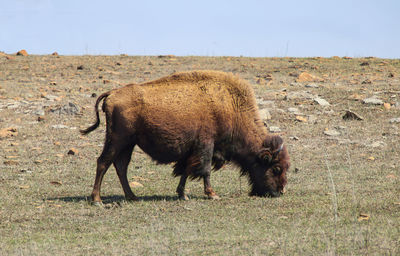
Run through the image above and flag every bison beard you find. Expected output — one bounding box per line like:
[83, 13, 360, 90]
[81, 70, 290, 203]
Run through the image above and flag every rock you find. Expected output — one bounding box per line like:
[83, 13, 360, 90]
[42, 94, 60, 101]
[362, 97, 383, 105]
[343, 110, 364, 120]
[289, 136, 300, 141]
[368, 141, 386, 148]
[259, 108, 271, 120]
[50, 102, 81, 115]
[288, 107, 301, 114]
[268, 126, 281, 133]
[295, 116, 308, 122]
[256, 78, 266, 85]
[389, 117, 400, 123]
[362, 79, 372, 84]
[296, 72, 323, 82]
[383, 103, 391, 110]
[305, 83, 319, 88]
[0, 127, 18, 138]
[52, 124, 69, 129]
[324, 129, 340, 136]
[52, 52, 59, 56]
[360, 62, 369, 66]
[67, 148, 78, 155]
[37, 116, 45, 122]
[77, 65, 84, 70]
[4, 160, 19, 165]
[129, 181, 144, 188]
[16, 50, 28, 56]
[285, 91, 315, 100]
[314, 97, 330, 106]
[256, 98, 275, 108]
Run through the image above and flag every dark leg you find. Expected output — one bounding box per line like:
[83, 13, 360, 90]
[176, 174, 189, 200]
[113, 145, 138, 201]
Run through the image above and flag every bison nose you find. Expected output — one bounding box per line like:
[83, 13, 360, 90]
[281, 187, 286, 194]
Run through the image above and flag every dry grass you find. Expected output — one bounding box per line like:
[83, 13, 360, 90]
[0, 55, 399, 255]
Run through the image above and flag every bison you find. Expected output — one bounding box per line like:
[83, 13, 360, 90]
[81, 70, 289, 203]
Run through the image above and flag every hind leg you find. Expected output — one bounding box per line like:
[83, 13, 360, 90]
[91, 142, 116, 203]
[91, 137, 127, 203]
[114, 145, 138, 201]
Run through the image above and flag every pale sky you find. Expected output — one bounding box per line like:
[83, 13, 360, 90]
[1, 0, 399, 58]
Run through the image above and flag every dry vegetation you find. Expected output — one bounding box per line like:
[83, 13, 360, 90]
[0, 54, 399, 255]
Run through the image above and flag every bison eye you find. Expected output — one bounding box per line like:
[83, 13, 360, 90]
[272, 167, 282, 176]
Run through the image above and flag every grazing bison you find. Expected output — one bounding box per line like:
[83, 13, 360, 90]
[81, 70, 289, 203]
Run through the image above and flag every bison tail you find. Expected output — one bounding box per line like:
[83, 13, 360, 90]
[80, 92, 110, 135]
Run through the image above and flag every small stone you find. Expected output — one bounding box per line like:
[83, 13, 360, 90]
[305, 83, 319, 88]
[314, 97, 330, 106]
[51, 52, 59, 56]
[290, 136, 300, 141]
[362, 97, 383, 105]
[77, 65, 84, 70]
[288, 107, 300, 113]
[362, 79, 372, 84]
[269, 126, 281, 133]
[259, 108, 271, 120]
[4, 160, 19, 165]
[324, 129, 340, 136]
[256, 78, 266, 85]
[16, 50, 28, 56]
[383, 103, 391, 110]
[360, 62, 369, 66]
[129, 181, 144, 188]
[67, 148, 78, 155]
[343, 110, 364, 120]
[296, 72, 323, 82]
[91, 93, 97, 98]
[295, 116, 308, 122]
[37, 116, 45, 122]
[368, 141, 386, 148]
[389, 117, 400, 123]
[52, 124, 69, 129]
[0, 127, 18, 138]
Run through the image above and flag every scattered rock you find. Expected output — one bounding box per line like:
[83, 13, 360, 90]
[313, 97, 330, 106]
[256, 99, 275, 108]
[16, 50, 28, 56]
[129, 181, 144, 188]
[368, 141, 386, 148]
[0, 127, 18, 139]
[50, 102, 81, 115]
[362, 97, 383, 105]
[383, 103, 391, 110]
[360, 62, 369, 66]
[259, 108, 271, 120]
[324, 129, 340, 136]
[389, 117, 400, 123]
[52, 124, 69, 129]
[91, 93, 97, 98]
[37, 116, 45, 122]
[67, 148, 79, 155]
[77, 65, 84, 70]
[4, 160, 19, 165]
[285, 91, 315, 100]
[305, 83, 319, 88]
[51, 52, 59, 56]
[296, 72, 323, 82]
[295, 116, 308, 122]
[289, 136, 300, 141]
[287, 107, 301, 115]
[42, 94, 60, 101]
[343, 110, 364, 120]
[362, 79, 372, 84]
[268, 126, 281, 133]
[256, 78, 266, 85]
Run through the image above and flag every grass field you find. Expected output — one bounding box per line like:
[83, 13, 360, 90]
[0, 54, 399, 255]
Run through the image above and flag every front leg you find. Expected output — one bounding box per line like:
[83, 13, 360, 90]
[176, 174, 189, 200]
[203, 174, 220, 200]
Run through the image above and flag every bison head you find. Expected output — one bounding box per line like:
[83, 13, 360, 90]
[248, 135, 290, 197]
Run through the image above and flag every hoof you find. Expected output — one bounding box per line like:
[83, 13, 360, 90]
[178, 194, 189, 201]
[207, 194, 221, 200]
[91, 201, 104, 207]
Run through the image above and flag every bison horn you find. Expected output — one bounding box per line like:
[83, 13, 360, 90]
[272, 143, 284, 159]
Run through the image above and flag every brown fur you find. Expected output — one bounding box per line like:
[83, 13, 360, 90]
[81, 70, 290, 202]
